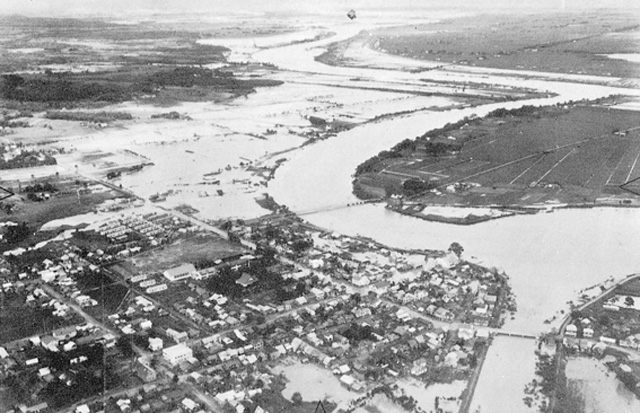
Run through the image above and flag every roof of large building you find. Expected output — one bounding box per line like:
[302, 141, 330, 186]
[163, 263, 196, 278]
[163, 343, 192, 357]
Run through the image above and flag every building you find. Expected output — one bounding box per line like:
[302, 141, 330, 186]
[135, 359, 157, 382]
[565, 324, 578, 337]
[166, 328, 189, 343]
[162, 344, 193, 366]
[149, 337, 163, 352]
[236, 273, 257, 288]
[163, 264, 197, 282]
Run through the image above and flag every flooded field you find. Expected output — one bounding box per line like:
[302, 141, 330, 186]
[565, 357, 640, 413]
[397, 377, 466, 412]
[271, 359, 358, 411]
[353, 394, 406, 413]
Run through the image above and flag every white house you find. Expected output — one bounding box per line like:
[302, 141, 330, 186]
[149, 337, 163, 352]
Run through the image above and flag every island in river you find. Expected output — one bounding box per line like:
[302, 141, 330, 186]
[352, 97, 640, 224]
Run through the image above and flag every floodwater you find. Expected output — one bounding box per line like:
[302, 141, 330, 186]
[34, 15, 639, 413]
[606, 53, 640, 64]
[565, 357, 640, 413]
[469, 336, 538, 413]
[259, 23, 640, 413]
[271, 359, 358, 411]
[397, 377, 466, 412]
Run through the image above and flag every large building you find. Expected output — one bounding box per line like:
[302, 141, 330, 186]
[163, 263, 197, 282]
[162, 344, 193, 366]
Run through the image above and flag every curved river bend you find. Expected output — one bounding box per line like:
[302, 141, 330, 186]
[208, 21, 640, 413]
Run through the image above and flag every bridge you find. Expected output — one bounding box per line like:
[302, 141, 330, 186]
[494, 331, 537, 340]
[294, 198, 384, 217]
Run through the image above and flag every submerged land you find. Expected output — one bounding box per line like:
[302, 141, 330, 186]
[1, 4, 640, 413]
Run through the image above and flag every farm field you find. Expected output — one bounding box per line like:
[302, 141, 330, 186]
[372, 11, 640, 78]
[354, 100, 640, 208]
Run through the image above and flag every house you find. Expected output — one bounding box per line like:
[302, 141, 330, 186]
[53, 326, 77, 340]
[411, 357, 428, 376]
[162, 344, 193, 366]
[63, 342, 77, 352]
[135, 359, 157, 382]
[76, 405, 90, 413]
[310, 287, 325, 300]
[600, 336, 616, 345]
[352, 275, 370, 287]
[182, 398, 198, 411]
[434, 307, 453, 321]
[41, 336, 59, 352]
[236, 273, 257, 288]
[38, 367, 51, 377]
[163, 264, 196, 282]
[565, 324, 578, 337]
[149, 337, 163, 351]
[19, 402, 48, 413]
[166, 328, 188, 343]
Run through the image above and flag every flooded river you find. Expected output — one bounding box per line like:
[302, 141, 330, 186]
[258, 23, 640, 413]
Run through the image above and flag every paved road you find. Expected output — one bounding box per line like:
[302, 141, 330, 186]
[185, 383, 222, 413]
[39, 284, 119, 337]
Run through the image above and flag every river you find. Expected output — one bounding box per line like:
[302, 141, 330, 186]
[250, 21, 640, 413]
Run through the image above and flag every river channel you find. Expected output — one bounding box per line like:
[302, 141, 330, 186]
[256, 23, 640, 413]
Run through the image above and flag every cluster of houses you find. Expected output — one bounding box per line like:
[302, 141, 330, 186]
[73, 384, 220, 413]
[0, 322, 118, 413]
[571, 291, 640, 345]
[0, 143, 55, 168]
[237, 217, 510, 328]
[96, 211, 191, 244]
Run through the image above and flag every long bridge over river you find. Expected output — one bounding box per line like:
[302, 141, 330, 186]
[294, 198, 383, 217]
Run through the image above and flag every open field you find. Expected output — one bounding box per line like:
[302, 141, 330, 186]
[0, 176, 128, 251]
[125, 234, 243, 274]
[373, 11, 640, 78]
[354, 100, 640, 207]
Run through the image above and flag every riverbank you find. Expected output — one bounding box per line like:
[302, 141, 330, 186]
[384, 197, 640, 226]
[386, 203, 520, 225]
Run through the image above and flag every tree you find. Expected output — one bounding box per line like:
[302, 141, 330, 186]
[625, 296, 635, 307]
[448, 242, 464, 258]
[401, 178, 433, 195]
[292, 392, 303, 405]
[222, 402, 235, 413]
[4, 221, 31, 244]
[115, 335, 134, 358]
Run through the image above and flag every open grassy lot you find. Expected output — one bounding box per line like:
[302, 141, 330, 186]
[125, 233, 244, 274]
[354, 101, 640, 206]
[374, 11, 640, 77]
[0, 176, 127, 252]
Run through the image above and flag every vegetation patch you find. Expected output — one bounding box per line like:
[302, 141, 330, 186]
[353, 98, 640, 208]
